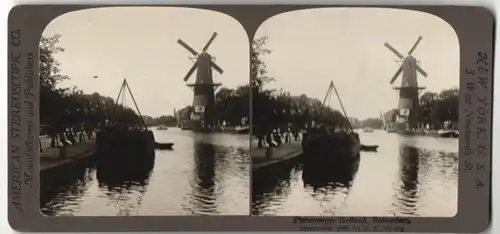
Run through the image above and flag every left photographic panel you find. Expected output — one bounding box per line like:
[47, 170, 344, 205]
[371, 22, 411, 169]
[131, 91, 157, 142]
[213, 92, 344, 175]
[39, 7, 251, 216]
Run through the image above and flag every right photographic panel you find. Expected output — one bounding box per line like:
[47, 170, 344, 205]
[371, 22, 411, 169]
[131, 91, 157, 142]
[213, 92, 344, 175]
[251, 8, 459, 217]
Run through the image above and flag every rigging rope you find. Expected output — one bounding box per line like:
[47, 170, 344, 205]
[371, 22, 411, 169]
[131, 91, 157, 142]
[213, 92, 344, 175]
[111, 79, 148, 130]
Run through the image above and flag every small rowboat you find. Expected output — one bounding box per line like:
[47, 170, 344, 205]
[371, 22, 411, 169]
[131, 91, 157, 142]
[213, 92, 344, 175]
[155, 142, 174, 150]
[156, 126, 169, 130]
[235, 125, 250, 134]
[360, 144, 378, 152]
[438, 130, 459, 138]
[363, 127, 374, 133]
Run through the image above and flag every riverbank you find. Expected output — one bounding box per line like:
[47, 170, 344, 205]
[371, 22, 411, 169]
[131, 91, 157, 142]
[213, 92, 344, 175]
[178, 126, 251, 134]
[252, 140, 302, 173]
[39, 136, 96, 172]
[380, 128, 459, 138]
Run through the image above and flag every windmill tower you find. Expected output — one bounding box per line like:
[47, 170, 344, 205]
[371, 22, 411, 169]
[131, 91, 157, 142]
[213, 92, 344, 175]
[177, 32, 224, 131]
[384, 36, 428, 130]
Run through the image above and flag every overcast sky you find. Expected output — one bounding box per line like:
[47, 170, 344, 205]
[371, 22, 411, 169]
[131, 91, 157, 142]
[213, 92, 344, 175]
[42, 7, 249, 118]
[255, 8, 459, 120]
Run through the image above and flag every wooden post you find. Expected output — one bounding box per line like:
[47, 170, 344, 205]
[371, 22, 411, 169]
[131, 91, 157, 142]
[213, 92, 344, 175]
[265, 146, 272, 159]
[39, 138, 43, 153]
[59, 146, 67, 159]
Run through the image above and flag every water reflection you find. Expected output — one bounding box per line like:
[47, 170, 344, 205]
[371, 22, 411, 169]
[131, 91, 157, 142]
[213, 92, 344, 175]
[40, 129, 250, 216]
[251, 132, 459, 217]
[393, 145, 420, 216]
[190, 142, 218, 214]
[95, 154, 154, 191]
[252, 157, 362, 216]
[251, 163, 296, 215]
[95, 154, 155, 216]
[40, 160, 94, 216]
[302, 156, 360, 191]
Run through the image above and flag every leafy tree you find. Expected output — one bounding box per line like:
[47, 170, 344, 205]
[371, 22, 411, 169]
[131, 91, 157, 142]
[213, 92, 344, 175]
[39, 34, 70, 128]
[383, 87, 459, 130]
[247, 36, 349, 134]
[251, 36, 274, 89]
[419, 91, 437, 127]
[361, 118, 384, 129]
[39, 34, 143, 144]
[437, 88, 459, 123]
[39, 34, 69, 92]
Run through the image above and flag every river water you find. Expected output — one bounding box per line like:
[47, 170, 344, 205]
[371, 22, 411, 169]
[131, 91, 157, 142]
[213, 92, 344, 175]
[252, 130, 458, 217]
[40, 127, 250, 216]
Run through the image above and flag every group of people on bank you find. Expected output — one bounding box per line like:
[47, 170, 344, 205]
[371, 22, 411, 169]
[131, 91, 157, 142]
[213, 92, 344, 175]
[41, 109, 146, 156]
[255, 126, 304, 149]
[254, 120, 354, 149]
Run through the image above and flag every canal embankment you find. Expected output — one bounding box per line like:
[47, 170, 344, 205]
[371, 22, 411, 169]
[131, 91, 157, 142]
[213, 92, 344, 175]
[40, 139, 96, 171]
[252, 141, 302, 175]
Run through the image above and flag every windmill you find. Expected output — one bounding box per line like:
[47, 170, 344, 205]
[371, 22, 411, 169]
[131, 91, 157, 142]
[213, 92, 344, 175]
[384, 36, 428, 130]
[177, 32, 224, 131]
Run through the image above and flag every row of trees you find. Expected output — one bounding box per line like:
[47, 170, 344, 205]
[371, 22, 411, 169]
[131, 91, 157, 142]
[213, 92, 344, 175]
[382, 87, 459, 130]
[250, 37, 350, 133]
[419, 88, 459, 129]
[143, 115, 177, 127]
[40, 34, 142, 136]
[350, 118, 384, 129]
[172, 83, 458, 132]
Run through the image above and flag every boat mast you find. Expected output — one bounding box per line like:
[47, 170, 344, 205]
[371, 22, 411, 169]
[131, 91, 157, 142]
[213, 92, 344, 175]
[112, 78, 149, 130]
[329, 80, 354, 132]
[317, 83, 333, 118]
[123, 79, 148, 130]
[112, 79, 126, 116]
